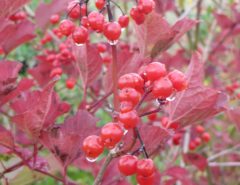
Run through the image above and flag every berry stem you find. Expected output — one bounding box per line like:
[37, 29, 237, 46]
[139, 106, 162, 117]
[134, 127, 149, 158]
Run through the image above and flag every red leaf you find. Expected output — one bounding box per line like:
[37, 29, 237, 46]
[0, 0, 29, 18]
[0, 78, 34, 106]
[72, 44, 103, 90]
[11, 80, 70, 138]
[214, 13, 234, 29]
[227, 107, 240, 131]
[154, 0, 175, 14]
[183, 153, 208, 171]
[0, 125, 14, 149]
[40, 110, 99, 167]
[0, 19, 35, 53]
[168, 53, 227, 128]
[0, 60, 22, 96]
[35, 0, 69, 29]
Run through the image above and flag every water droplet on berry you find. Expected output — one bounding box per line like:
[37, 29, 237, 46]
[166, 96, 176, 102]
[108, 40, 118, 45]
[75, 43, 84, 47]
[86, 157, 97, 162]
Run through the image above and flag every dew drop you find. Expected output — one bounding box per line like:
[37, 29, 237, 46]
[108, 40, 118, 45]
[75, 43, 84, 47]
[86, 157, 97, 162]
[166, 96, 176, 102]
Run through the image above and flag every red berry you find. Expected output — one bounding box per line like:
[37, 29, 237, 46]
[136, 172, 155, 185]
[83, 135, 104, 158]
[152, 77, 173, 99]
[100, 122, 123, 148]
[161, 117, 168, 127]
[138, 0, 155, 14]
[189, 141, 197, 150]
[130, 7, 145, 25]
[172, 133, 182, 145]
[67, 2, 80, 19]
[194, 137, 202, 146]
[72, 26, 88, 44]
[145, 62, 167, 81]
[118, 155, 138, 176]
[88, 11, 105, 31]
[50, 68, 63, 78]
[97, 43, 107, 53]
[202, 132, 211, 142]
[118, 73, 144, 93]
[167, 122, 180, 130]
[168, 70, 187, 91]
[46, 54, 56, 63]
[81, 16, 89, 28]
[102, 55, 112, 64]
[59, 19, 75, 36]
[118, 15, 129, 28]
[147, 113, 157, 121]
[118, 110, 139, 129]
[50, 14, 60, 24]
[66, 78, 76, 89]
[95, 0, 105, 10]
[196, 125, 205, 133]
[104, 22, 122, 41]
[137, 159, 155, 176]
[9, 11, 26, 21]
[120, 101, 134, 113]
[118, 88, 141, 105]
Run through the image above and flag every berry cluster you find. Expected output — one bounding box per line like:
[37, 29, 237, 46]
[118, 155, 155, 185]
[172, 125, 211, 150]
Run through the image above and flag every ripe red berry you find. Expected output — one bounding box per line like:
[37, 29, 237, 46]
[104, 22, 122, 41]
[189, 141, 197, 150]
[46, 54, 56, 63]
[137, 159, 155, 176]
[202, 132, 211, 142]
[97, 43, 107, 53]
[152, 77, 173, 99]
[100, 122, 123, 148]
[50, 14, 60, 24]
[81, 16, 89, 28]
[130, 7, 145, 25]
[102, 55, 112, 64]
[95, 0, 105, 10]
[118, 110, 139, 129]
[82, 135, 104, 158]
[194, 137, 202, 146]
[136, 172, 155, 185]
[72, 26, 88, 44]
[120, 101, 134, 113]
[145, 62, 167, 81]
[118, 88, 141, 105]
[88, 11, 105, 31]
[196, 125, 205, 133]
[168, 70, 188, 91]
[59, 19, 75, 36]
[50, 67, 63, 78]
[118, 73, 144, 93]
[9, 11, 26, 21]
[118, 155, 138, 176]
[172, 133, 182, 145]
[66, 78, 76, 89]
[138, 0, 155, 14]
[147, 113, 157, 121]
[67, 2, 80, 19]
[118, 15, 129, 28]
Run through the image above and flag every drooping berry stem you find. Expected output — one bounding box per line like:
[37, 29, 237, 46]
[134, 127, 149, 158]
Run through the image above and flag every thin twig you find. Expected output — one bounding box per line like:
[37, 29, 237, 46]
[134, 127, 149, 158]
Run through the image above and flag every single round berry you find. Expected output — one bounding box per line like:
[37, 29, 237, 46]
[147, 113, 157, 121]
[81, 16, 89, 28]
[118, 73, 144, 93]
[196, 125, 205, 133]
[138, 0, 155, 14]
[100, 122, 123, 148]
[66, 78, 76, 89]
[50, 68, 63, 78]
[194, 137, 202, 146]
[50, 14, 60, 24]
[95, 0, 105, 10]
[104, 22, 122, 41]
[97, 43, 107, 53]
[72, 26, 88, 44]
[118, 88, 141, 106]
[136, 172, 155, 185]
[83, 135, 104, 158]
[59, 19, 75, 36]
[145, 62, 167, 81]
[119, 101, 134, 113]
[130, 7, 145, 25]
[102, 55, 112, 64]
[118, 15, 129, 28]
[168, 70, 187, 91]
[172, 133, 182, 145]
[152, 77, 173, 99]
[88, 11, 105, 31]
[136, 159, 155, 176]
[118, 110, 139, 129]
[202, 132, 211, 142]
[118, 155, 138, 176]
[67, 2, 80, 19]
[189, 141, 197, 150]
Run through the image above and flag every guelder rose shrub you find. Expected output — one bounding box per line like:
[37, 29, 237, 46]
[0, 0, 239, 185]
